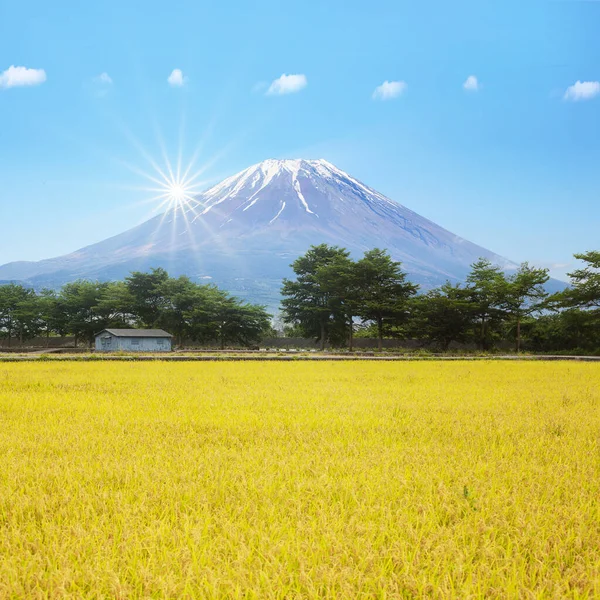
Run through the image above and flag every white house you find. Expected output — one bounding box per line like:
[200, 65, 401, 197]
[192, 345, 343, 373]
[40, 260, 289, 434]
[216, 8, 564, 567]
[94, 329, 173, 352]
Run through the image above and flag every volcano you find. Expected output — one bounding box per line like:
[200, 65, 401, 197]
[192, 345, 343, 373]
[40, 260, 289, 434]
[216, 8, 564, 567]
[0, 158, 519, 309]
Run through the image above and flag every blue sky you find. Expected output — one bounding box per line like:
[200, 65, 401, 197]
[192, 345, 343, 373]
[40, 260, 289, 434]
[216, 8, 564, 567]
[0, 0, 598, 280]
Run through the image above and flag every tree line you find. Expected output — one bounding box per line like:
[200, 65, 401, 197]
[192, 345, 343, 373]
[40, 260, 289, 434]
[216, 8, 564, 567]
[1, 248, 598, 353]
[280, 245, 600, 353]
[0, 269, 272, 348]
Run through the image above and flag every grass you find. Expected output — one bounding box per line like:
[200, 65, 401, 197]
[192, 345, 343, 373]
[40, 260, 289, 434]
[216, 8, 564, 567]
[0, 361, 599, 598]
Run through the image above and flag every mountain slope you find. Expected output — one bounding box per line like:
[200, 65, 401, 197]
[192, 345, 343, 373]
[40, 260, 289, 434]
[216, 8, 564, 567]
[0, 158, 528, 308]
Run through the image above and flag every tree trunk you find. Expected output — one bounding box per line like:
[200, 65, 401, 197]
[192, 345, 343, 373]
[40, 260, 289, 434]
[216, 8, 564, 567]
[377, 317, 383, 351]
[480, 317, 486, 350]
[74, 334, 77, 349]
[516, 317, 521, 353]
[348, 317, 353, 352]
[320, 318, 326, 351]
[46, 330, 50, 348]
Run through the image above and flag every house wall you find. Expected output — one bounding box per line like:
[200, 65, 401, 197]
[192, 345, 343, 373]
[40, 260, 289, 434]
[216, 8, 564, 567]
[95, 335, 172, 352]
[95, 333, 117, 352]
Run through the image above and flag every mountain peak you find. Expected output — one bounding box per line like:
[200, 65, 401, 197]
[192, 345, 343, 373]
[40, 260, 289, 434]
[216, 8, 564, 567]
[234, 158, 346, 181]
[196, 157, 395, 222]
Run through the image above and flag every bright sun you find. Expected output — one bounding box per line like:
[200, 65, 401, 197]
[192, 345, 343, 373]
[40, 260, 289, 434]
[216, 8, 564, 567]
[142, 170, 205, 217]
[121, 131, 214, 223]
[168, 183, 187, 204]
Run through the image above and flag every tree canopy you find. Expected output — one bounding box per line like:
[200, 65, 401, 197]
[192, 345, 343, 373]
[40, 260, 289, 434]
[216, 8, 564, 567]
[0, 269, 271, 348]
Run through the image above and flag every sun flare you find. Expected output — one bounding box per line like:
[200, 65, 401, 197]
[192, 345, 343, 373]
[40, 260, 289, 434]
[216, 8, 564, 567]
[163, 179, 196, 210]
[169, 183, 187, 203]
[127, 156, 209, 220]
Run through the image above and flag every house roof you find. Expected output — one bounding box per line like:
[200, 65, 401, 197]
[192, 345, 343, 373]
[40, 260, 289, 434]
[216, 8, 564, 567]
[96, 329, 173, 338]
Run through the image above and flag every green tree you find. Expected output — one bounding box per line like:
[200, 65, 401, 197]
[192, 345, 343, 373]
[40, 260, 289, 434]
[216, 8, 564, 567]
[12, 289, 43, 343]
[36, 289, 67, 346]
[281, 244, 351, 350]
[155, 276, 200, 346]
[95, 281, 136, 328]
[58, 281, 109, 346]
[125, 268, 170, 326]
[354, 248, 418, 350]
[525, 309, 599, 354]
[502, 262, 549, 352]
[466, 258, 507, 350]
[0, 284, 37, 346]
[312, 253, 358, 349]
[185, 286, 271, 349]
[211, 298, 271, 349]
[564, 251, 600, 310]
[409, 282, 473, 351]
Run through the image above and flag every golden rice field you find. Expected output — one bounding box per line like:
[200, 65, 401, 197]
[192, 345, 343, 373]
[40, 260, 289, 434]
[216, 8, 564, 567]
[0, 361, 599, 599]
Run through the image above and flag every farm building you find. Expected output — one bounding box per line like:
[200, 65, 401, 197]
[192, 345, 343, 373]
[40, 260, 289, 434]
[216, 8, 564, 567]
[94, 329, 173, 352]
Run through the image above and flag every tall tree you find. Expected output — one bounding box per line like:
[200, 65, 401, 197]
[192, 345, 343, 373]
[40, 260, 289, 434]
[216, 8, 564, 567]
[0, 284, 36, 346]
[211, 297, 271, 349]
[95, 281, 136, 328]
[466, 258, 507, 350]
[409, 282, 473, 351]
[501, 262, 549, 352]
[36, 289, 67, 346]
[185, 286, 271, 349]
[525, 309, 599, 353]
[564, 251, 600, 310]
[155, 276, 199, 346]
[58, 281, 108, 346]
[12, 289, 43, 343]
[312, 254, 358, 349]
[125, 268, 170, 326]
[281, 244, 351, 350]
[354, 249, 418, 350]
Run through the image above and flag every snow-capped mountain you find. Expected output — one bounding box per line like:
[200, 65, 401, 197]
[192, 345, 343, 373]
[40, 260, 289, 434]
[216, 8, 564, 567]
[0, 158, 519, 308]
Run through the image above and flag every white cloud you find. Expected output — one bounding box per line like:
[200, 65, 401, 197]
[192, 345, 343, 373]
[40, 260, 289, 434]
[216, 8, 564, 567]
[167, 69, 187, 87]
[463, 75, 480, 92]
[372, 80, 406, 100]
[94, 72, 113, 85]
[563, 80, 600, 102]
[0, 65, 46, 89]
[267, 73, 307, 96]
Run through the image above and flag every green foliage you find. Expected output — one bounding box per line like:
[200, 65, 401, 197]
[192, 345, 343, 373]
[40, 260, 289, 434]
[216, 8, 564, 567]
[409, 283, 473, 350]
[281, 245, 417, 350]
[501, 262, 549, 351]
[281, 244, 352, 350]
[2, 247, 600, 354]
[524, 309, 600, 353]
[280, 246, 600, 354]
[185, 286, 271, 348]
[58, 281, 112, 345]
[354, 249, 418, 349]
[0, 270, 271, 349]
[563, 251, 600, 310]
[0, 283, 42, 344]
[465, 258, 508, 350]
[125, 268, 170, 326]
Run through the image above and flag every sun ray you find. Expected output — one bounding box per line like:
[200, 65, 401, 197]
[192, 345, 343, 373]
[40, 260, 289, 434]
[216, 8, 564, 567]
[177, 112, 186, 184]
[115, 159, 170, 189]
[115, 121, 173, 185]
